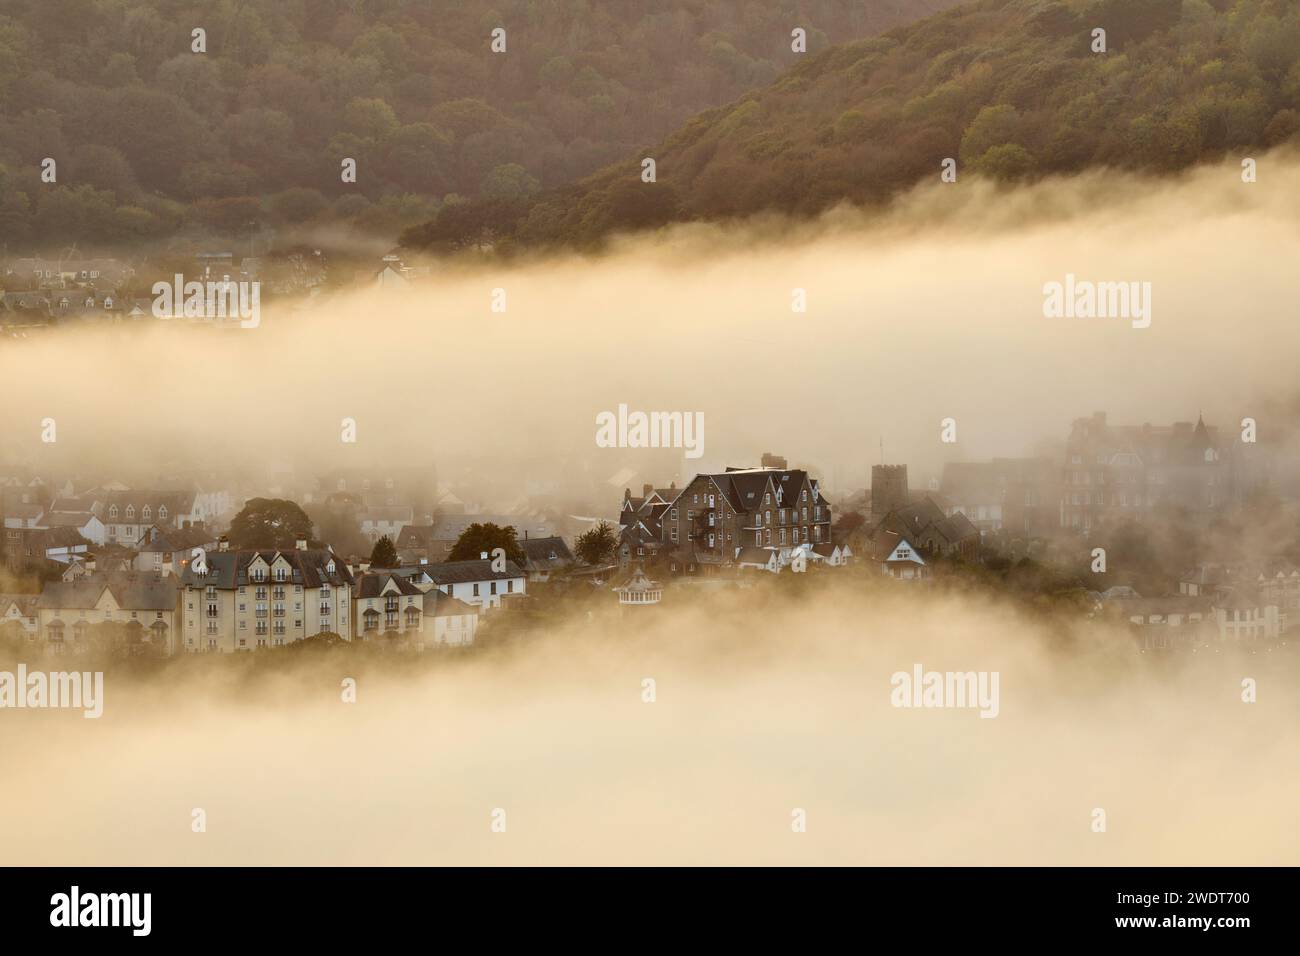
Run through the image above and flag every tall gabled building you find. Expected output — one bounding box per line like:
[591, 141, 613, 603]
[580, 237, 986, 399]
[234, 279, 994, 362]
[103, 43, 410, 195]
[1061, 412, 1241, 532]
[619, 466, 832, 574]
[176, 540, 354, 652]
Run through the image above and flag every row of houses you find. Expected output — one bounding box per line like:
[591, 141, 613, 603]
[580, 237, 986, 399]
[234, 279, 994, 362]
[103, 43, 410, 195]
[1088, 559, 1300, 651]
[0, 542, 532, 655]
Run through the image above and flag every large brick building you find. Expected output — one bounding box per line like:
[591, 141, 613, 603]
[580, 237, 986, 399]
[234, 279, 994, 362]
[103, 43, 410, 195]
[619, 466, 832, 574]
[1060, 412, 1245, 532]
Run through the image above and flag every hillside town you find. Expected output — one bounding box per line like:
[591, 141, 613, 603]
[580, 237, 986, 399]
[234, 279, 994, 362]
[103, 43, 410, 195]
[2, 410, 1297, 660]
[0, 250, 425, 333]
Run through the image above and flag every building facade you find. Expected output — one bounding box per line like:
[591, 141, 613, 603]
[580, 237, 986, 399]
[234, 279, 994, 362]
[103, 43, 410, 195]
[177, 542, 353, 652]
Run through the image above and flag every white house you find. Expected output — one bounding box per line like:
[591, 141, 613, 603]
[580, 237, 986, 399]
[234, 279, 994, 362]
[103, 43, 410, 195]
[43, 511, 107, 546]
[868, 532, 928, 580]
[736, 547, 780, 573]
[813, 542, 852, 566]
[421, 558, 526, 613]
[422, 589, 479, 645]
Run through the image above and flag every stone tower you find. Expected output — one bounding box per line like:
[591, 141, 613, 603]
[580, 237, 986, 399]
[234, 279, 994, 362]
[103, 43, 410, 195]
[871, 464, 909, 518]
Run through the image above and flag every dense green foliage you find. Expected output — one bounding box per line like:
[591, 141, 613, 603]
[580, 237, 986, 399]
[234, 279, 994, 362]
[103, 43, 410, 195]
[575, 521, 618, 565]
[369, 534, 399, 568]
[0, 0, 957, 248]
[227, 497, 315, 549]
[447, 522, 524, 564]
[403, 0, 1300, 251]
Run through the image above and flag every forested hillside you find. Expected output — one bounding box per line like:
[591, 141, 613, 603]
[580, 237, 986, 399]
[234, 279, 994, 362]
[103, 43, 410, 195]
[401, 0, 1300, 252]
[0, 0, 959, 248]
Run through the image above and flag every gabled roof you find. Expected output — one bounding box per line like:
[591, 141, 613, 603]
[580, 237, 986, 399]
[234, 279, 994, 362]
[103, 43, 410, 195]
[0, 594, 39, 617]
[423, 589, 478, 617]
[354, 571, 425, 599]
[421, 559, 525, 584]
[520, 535, 573, 569]
[37, 573, 177, 612]
[178, 549, 353, 589]
[735, 546, 779, 566]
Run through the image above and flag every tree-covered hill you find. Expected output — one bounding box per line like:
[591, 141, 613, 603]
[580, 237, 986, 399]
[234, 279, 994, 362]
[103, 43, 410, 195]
[0, 0, 960, 249]
[401, 0, 1300, 252]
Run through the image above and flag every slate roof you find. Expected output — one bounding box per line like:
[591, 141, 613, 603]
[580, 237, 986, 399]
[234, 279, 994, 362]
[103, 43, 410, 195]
[0, 594, 39, 617]
[177, 549, 354, 589]
[520, 535, 573, 570]
[37, 573, 178, 612]
[44, 511, 98, 529]
[423, 589, 478, 617]
[354, 571, 425, 600]
[421, 559, 525, 584]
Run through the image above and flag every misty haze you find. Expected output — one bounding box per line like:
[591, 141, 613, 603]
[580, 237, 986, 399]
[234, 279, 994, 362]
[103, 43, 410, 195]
[2, 0, 1298, 880]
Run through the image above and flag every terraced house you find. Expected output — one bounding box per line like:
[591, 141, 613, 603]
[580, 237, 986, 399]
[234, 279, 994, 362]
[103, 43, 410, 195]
[92, 491, 202, 546]
[177, 540, 354, 652]
[352, 571, 424, 640]
[35, 573, 180, 655]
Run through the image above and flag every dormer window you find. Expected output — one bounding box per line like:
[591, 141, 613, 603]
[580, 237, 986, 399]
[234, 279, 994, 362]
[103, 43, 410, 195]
[109, 505, 118, 518]
[326, 561, 335, 574]
[142, 506, 151, 520]
[125, 505, 135, 519]
[158, 506, 167, 520]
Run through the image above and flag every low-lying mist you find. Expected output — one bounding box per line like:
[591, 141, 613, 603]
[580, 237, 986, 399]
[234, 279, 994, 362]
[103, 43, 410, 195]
[1, 579, 1295, 865]
[4, 152, 1300, 494]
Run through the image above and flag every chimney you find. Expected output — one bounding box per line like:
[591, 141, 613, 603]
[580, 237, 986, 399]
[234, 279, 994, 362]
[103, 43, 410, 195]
[218, 535, 229, 552]
[296, 537, 308, 551]
[643, 483, 653, 496]
[524, 530, 529, 541]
